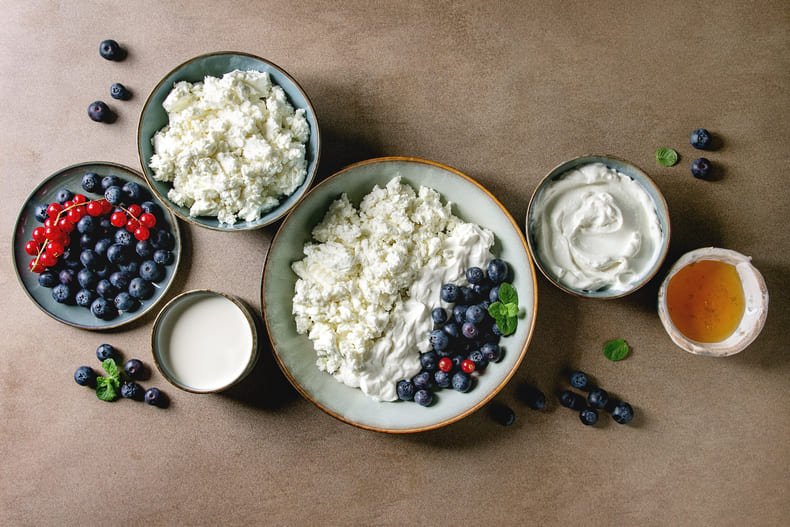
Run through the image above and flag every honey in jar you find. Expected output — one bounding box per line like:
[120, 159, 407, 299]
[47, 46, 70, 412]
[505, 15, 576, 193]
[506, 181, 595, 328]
[665, 259, 745, 342]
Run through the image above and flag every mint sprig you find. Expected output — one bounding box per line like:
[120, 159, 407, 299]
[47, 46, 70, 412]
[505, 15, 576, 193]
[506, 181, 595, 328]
[96, 358, 121, 402]
[603, 338, 630, 361]
[656, 147, 679, 167]
[488, 282, 519, 336]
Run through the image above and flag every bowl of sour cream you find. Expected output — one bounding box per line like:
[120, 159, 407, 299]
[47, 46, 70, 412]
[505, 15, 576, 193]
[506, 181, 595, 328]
[527, 155, 670, 299]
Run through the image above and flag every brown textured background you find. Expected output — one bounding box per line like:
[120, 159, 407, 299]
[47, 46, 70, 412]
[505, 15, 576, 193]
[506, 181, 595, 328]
[1, 1, 788, 525]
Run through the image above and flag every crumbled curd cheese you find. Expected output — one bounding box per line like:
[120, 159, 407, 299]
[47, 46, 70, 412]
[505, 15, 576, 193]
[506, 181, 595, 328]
[149, 69, 309, 225]
[292, 177, 494, 401]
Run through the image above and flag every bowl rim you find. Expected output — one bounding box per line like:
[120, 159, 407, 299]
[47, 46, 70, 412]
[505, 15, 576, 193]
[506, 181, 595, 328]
[151, 288, 260, 393]
[11, 161, 182, 331]
[525, 154, 672, 300]
[260, 155, 539, 433]
[136, 50, 321, 232]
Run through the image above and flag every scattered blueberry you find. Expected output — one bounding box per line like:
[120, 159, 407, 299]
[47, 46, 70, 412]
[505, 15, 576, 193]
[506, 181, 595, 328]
[465, 266, 484, 284]
[99, 39, 126, 61]
[611, 402, 634, 424]
[38, 271, 58, 288]
[559, 390, 586, 411]
[75, 288, 96, 307]
[414, 389, 433, 407]
[413, 371, 432, 390]
[397, 380, 416, 401]
[579, 408, 599, 426]
[101, 175, 120, 191]
[55, 188, 73, 204]
[480, 342, 501, 362]
[96, 343, 116, 361]
[139, 260, 163, 282]
[587, 388, 609, 410]
[128, 277, 154, 300]
[88, 101, 114, 123]
[431, 307, 447, 326]
[144, 387, 166, 407]
[434, 370, 451, 388]
[569, 371, 589, 390]
[487, 259, 508, 284]
[105, 185, 123, 205]
[691, 157, 712, 180]
[489, 402, 516, 426]
[121, 381, 144, 400]
[690, 128, 712, 150]
[451, 372, 472, 392]
[420, 351, 438, 373]
[52, 283, 73, 304]
[74, 366, 97, 387]
[465, 305, 484, 324]
[441, 283, 460, 303]
[124, 359, 145, 379]
[519, 383, 546, 410]
[110, 82, 131, 101]
[34, 204, 49, 222]
[81, 172, 100, 193]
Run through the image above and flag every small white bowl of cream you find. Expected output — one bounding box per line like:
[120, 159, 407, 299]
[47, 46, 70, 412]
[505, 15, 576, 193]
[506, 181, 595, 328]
[527, 155, 671, 298]
[152, 290, 259, 393]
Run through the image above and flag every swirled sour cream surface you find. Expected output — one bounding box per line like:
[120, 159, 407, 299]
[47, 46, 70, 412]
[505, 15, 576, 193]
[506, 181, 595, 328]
[531, 163, 663, 293]
[291, 177, 494, 401]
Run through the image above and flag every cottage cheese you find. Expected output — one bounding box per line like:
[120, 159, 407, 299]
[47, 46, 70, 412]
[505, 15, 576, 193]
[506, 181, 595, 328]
[292, 177, 494, 401]
[149, 69, 309, 225]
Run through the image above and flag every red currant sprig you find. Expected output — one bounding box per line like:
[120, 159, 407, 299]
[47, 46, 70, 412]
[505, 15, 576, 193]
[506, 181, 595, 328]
[113, 204, 156, 241]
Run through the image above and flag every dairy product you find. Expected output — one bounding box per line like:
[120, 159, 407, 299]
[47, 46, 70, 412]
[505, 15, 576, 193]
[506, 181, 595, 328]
[149, 69, 309, 225]
[158, 293, 254, 391]
[291, 177, 494, 401]
[530, 163, 663, 293]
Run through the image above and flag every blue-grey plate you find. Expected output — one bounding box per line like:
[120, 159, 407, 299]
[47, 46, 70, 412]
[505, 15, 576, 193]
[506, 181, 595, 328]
[262, 157, 538, 433]
[12, 162, 182, 330]
[137, 51, 320, 231]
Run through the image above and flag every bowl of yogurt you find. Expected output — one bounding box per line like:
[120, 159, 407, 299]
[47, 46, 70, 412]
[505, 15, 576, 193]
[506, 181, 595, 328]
[138, 52, 320, 231]
[152, 289, 259, 393]
[527, 155, 671, 299]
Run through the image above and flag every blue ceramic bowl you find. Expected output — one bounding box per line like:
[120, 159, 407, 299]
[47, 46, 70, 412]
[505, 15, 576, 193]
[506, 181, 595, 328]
[137, 52, 320, 231]
[262, 157, 538, 433]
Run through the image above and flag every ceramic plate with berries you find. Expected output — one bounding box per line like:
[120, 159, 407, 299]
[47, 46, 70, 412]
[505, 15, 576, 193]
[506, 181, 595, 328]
[12, 162, 181, 330]
[262, 157, 538, 433]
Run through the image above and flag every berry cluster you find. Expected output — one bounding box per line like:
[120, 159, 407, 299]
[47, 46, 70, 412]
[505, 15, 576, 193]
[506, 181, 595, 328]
[27, 172, 176, 321]
[396, 259, 513, 407]
[559, 370, 634, 426]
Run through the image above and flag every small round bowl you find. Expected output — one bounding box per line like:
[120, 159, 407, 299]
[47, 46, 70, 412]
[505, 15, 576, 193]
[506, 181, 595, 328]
[137, 51, 320, 231]
[526, 155, 671, 299]
[262, 156, 538, 433]
[152, 289, 259, 393]
[657, 248, 769, 356]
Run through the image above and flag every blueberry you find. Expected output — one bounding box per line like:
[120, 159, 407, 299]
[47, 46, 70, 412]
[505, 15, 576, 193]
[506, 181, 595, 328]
[569, 371, 589, 390]
[519, 383, 546, 410]
[98, 217, 112, 235]
[55, 188, 73, 204]
[587, 388, 609, 409]
[76, 215, 97, 234]
[489, 285, 500, 303]
[114, 292, 138, 312]
[52, 283, 72, 304]
[431, 307, 447, 326]
[451, 372, 472, 392]
[122, 181, 145, 202]
[58, 269, 75, 286]
[480, 342, 501, 362]
[559, 390, 586, 410]
[38, 271, 58, 288]
[440, 283, 460, 303]
[414, 389, 433, 407]
[75, 288, 96, 307]
[81, 172, 100, 194]
[691, 157, 712, 180]
[118, 261, 139, 275]
[99, 39, 126, 61]
[74, 366, 97, 387]
[96, 343, 116, 361]
[79, 249, 100, 270]
[34, 204, 49, 222]
[101, 175, 120, 191]
[96, 279, 118, 299]
[462, 322, 479, 339]
[77, 268, 98, 289]
[442, 322, 460, 340]
[487, 259, 508, 284]
[95, 265, 110, 279]
[105, 185, 123, 205]
[88, 101, 114, 123]
[139, 260, 163, 282]
[434, 370, 451, 388]
[611, 402, 634, 424]
[109, 271, 131, 289]
[412, 371, 432, 390]
[121, 381, 144, 400]
[110, 82, 132, 101]
[136, 240, 154, 259]
[124, 358, 145, 379]
[91, 297, 118, 320]
[690, 128, 711, 150]
[114, 229, 133, 247]
[451, 354, 465, 371]
[429, 329, 449, 351]
[460, 286, 478, 304]
[63, 251, 82, 270]
[465, 305, 485, 324]
[420, 351, 439, 373]
[107, 244, 129, 265]
[141, 201, 161, 217]
[396, 380, 416, 401]
[490, 402, 516, 426]
[94, 238, 112, 258]
[128, 277, 154, 300]
[452, 304, 467, 324]
[144, 387, 166, 407]
[79, 233, 95, 249]
[469, 349, 488, 370]
[492, 323, 503, 336]
[151, 229, 175, 250]
[579, 408, 599, 426]
[466, 266, 484, 284]
[472, 282, 491, 301]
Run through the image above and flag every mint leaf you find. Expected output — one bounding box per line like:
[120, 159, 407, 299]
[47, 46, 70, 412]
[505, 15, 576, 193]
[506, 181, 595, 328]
[603, 338, 630, 361]
[102, 358, 120, 382]
[655, 147, 678, 167]
[488, 302, 504, 320]
[498, 283, 518, 305]
[96, 377, 119, 402]
[505, 303, 518, 318]
[499, 316, 517, 336]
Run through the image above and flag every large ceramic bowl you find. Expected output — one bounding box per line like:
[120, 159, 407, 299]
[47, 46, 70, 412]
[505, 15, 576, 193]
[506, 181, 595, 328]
[137, 51, 320, 231]
[262, 157, 538, 433]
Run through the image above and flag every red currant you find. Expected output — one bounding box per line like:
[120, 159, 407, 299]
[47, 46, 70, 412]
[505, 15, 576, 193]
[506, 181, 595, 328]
[461, 359, 476, 374]
[45, 241, 64, 257]
[127, 204, 142, 218]
[438, 357, 453, 373]
[43, 217, 55, 229]
[63, 200, 73, 208]
[134, 226, 150, 241]
[24, 240, 39, 256]
[67, 208, 82, 223]
[73, 194, 87, 204]
[139, 212, 157, 228]
[86, 201, 103, 217]
[46, 202, 62, 218]
[39, 252, 57, 267]
[29, 259, 44, 273]
[126, 218, 140, 232]
[57, 217, 74, 233]
[44, 225, 62, 239]
[100, 199, 112, 214]
[110, 211, 127, 228]
[32, 227, 46, 243]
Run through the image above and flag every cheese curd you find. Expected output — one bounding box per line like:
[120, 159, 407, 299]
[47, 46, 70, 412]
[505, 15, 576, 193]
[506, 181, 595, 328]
[292, 177, 494, 401]
[149, 69, 309, 225]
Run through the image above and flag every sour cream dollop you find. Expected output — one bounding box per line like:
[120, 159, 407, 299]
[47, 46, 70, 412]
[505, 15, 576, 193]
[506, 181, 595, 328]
[530, 163, 664, 293]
